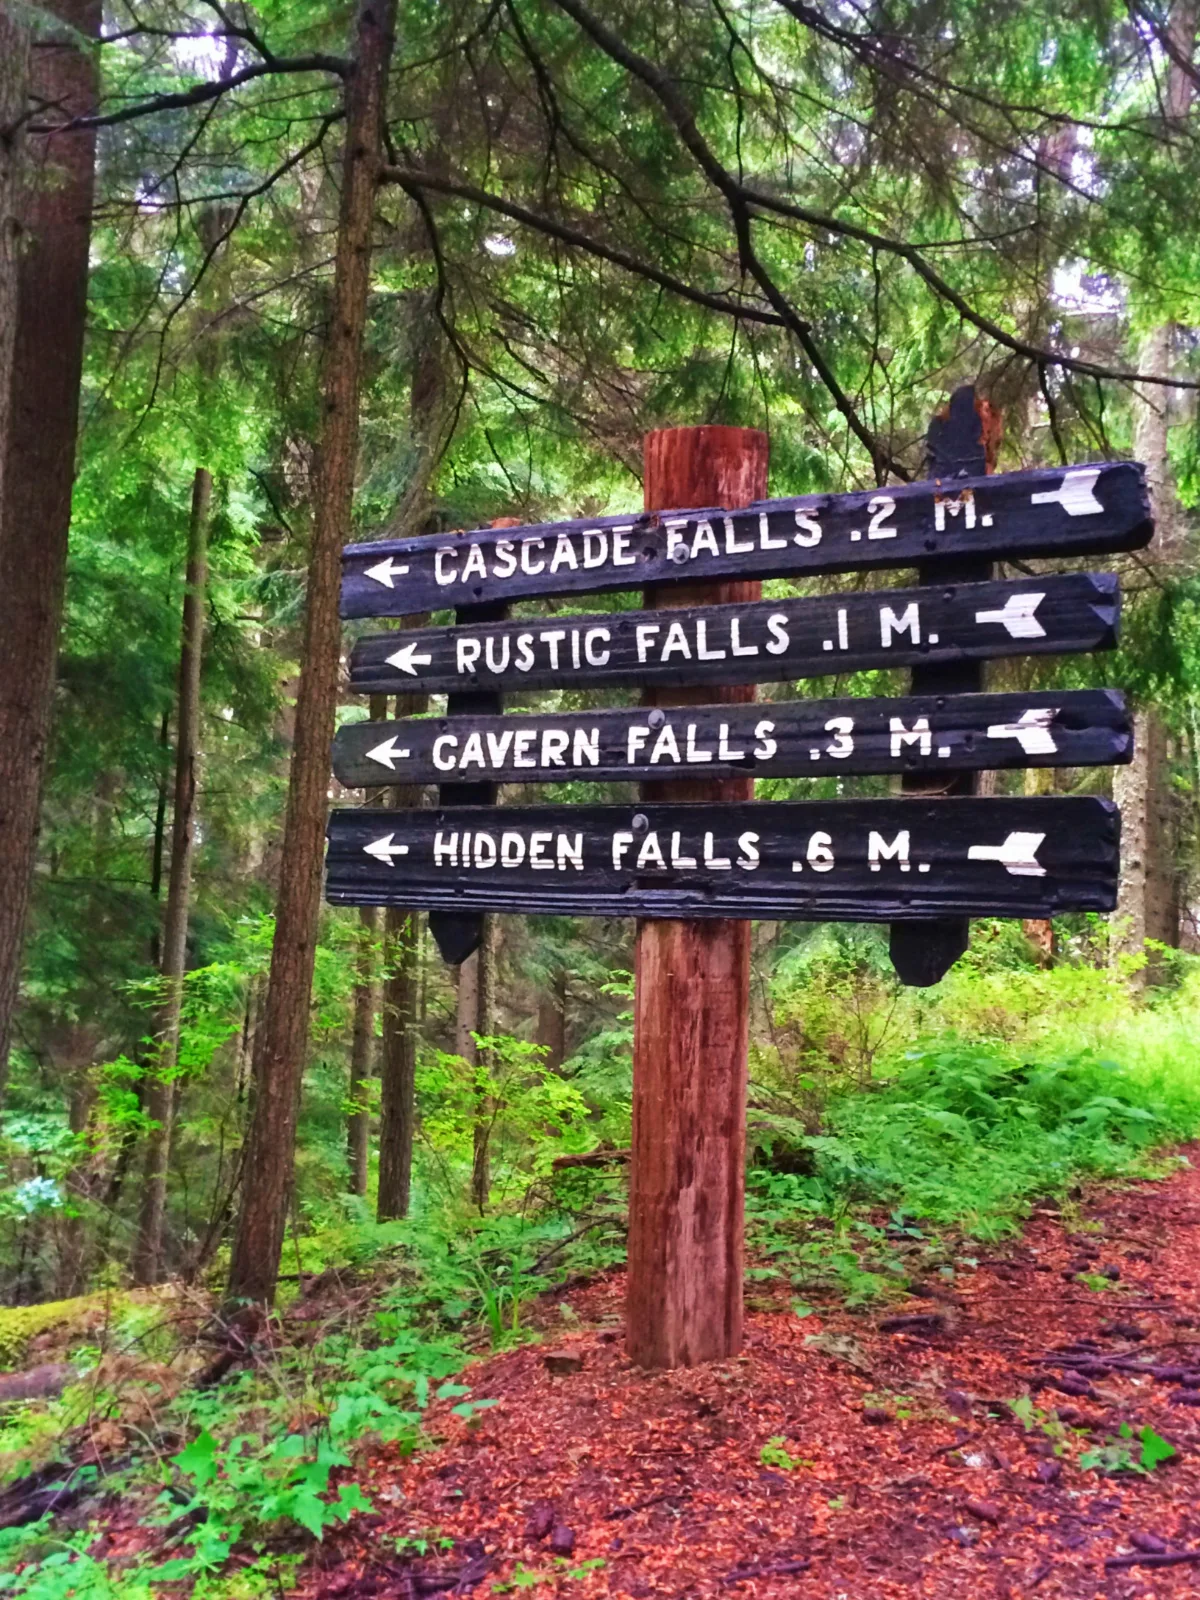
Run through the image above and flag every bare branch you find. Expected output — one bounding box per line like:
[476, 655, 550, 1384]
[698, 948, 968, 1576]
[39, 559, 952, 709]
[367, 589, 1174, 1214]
[29, 54, 348, 135]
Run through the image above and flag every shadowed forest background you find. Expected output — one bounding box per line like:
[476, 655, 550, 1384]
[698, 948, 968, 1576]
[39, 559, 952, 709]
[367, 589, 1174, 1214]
[4, 0, 1200, 1591]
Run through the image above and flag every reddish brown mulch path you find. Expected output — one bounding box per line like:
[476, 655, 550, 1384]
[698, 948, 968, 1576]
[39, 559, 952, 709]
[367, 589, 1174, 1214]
[307, 1151, 1200, 1598]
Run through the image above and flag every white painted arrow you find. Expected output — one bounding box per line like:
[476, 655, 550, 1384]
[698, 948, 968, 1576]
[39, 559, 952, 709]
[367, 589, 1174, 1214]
[365, 735, 411, 771]
[967, 831, 1046, 877]
[385, 642, 433, 676]
[986, 707, 1058, 756]
[1030, 468, 1104, 518]
[364, 555, 409, 588]
[363, 833, 409, 866]
[974, 592, 1046, 640]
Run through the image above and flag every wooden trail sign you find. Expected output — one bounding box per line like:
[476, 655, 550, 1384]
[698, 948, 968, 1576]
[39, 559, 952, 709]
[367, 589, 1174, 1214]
[331, 688, 1131, 787]
[324, 796, 1119, 920]
[349, 572, 1120, 696]
[340, 461, 1149, 617]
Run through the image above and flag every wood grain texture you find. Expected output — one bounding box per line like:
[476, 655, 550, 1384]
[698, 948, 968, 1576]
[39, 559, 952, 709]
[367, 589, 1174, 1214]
[331, 688, 1132, 787]
[323, 796, 1121, 920]
[629, 425, 765, 1371]
[349, 572, 1121, 696]
[340, 459, 1150, 616]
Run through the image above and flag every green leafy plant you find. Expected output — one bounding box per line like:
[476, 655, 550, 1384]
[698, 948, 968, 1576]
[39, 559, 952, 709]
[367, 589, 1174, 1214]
[1079, 1423, 1176, 1476]
[759, 1436, 810, 1471]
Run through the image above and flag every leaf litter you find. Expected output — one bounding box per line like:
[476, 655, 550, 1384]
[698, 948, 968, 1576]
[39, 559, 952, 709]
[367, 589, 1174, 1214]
[302, 1151, 1200, 1594]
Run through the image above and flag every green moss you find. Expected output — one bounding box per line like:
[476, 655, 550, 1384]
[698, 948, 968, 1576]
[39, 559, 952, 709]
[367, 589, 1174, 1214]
[0, 1292, 129, 1372]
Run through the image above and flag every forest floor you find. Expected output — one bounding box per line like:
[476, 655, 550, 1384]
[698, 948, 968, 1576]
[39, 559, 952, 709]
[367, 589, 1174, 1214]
[298, 1151, 1200, 1600]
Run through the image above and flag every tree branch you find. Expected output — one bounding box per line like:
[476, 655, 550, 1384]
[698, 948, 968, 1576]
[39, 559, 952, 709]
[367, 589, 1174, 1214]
[549, 0, 1200, 392]
[29, 54, 348, 135]
[379, 162, 797, 331]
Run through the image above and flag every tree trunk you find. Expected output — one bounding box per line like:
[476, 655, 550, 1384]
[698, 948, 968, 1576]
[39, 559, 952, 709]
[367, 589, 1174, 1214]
[0, 7, 30, 508]
[0, 0, 101, 1102]
[469, 914, 498, 1213]
[133, 467, 211, 1285]
[227, 0, 397, 1306]
[347, 690, 387, 1197]
[627, 426, 767, 1370]
[536, 967, 567, 1072]
[347, 905, 380, 1196]
[1111, 1, 1196, 973]
[377, 902, 420, 1219]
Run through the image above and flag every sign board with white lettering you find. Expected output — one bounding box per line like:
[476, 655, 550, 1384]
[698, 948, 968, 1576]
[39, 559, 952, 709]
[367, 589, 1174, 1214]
[349, 573, 1119, 696]
[331, 689, 1131, 787]
[325, 797, 1119, 920]
[340, 463, 1149, 618]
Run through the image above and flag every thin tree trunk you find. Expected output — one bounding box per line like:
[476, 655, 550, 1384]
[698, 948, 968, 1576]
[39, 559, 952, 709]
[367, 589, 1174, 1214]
[347, 689, 388, 1197]
[469, 914, 498, 1214]
[377, 903, 420, 1219]
[227, 0, 396, 1306]
[347, 905, 380, 1196]
[1111, 0, 1195, 977]
[133, 468, 211, 1285]
[0, 0, 101, 1103]
[536, 967, 567, 1072]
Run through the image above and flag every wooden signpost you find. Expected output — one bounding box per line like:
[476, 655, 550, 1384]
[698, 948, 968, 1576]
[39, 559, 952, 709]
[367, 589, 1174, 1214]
[328, 399, 1143, 1372]
[349, 572, 1120, 695]
[340, 459, 1149, 616]
[325, 795, 1120, 919]
[332, 689, 1132, 787]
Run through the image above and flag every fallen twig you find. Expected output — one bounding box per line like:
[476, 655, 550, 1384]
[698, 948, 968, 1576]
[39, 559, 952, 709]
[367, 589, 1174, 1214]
[1105, 1551, 1200, 1570]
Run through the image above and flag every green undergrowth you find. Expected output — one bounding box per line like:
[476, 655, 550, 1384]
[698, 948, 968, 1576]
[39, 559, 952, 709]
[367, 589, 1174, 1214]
[744, 924, 1200, 1304]
[0, 1202, 627, 1597]
[6, 930, 1200, 1593]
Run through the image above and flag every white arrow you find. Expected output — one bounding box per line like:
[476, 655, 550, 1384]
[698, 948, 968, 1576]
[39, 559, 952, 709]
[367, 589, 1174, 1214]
[1030, 468, 1103, 518]
[363, 833, 409, 866]
[364, 555, 409, 588]
[365, 735, 411, 771]
[385, 642, 433, 676]
[986, 707, 1058, 756]
[968, 831, 1046, 877]
[974, 592, 1046, 639]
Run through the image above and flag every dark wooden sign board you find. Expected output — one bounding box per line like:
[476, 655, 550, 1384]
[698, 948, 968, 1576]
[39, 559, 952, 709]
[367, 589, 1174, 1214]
[341, 461, 1149, 617]
[350, 572, 1119, 696]
[325, 795, 1119, 920]
[332, 688, 1131, 787]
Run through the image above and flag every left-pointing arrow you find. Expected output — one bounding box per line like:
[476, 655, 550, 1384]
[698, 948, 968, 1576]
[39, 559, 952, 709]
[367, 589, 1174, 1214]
[967, 830, 1046, 877]
[363, 833, 409, 865]
[364, 555, 409, 588]
[385, 642, 433, 676]
[986, 707, 1058, 756]
[365, 735, 410, 771]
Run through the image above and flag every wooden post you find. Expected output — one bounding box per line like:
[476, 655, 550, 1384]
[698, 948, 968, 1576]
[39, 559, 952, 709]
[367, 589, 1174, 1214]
[626, 425, 768, 1369]
[889, 386, 1000, 986]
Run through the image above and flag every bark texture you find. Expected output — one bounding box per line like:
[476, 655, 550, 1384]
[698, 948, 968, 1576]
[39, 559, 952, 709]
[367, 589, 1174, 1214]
[0, 6, 30, 509]
[1112, 0, 1196, 972]
[134, 468, 212, 1284]
[347, 905, 381, 1197]
[0, 0, 101, 1100]
[376, 902, 420, 1219]
[627, 425, 767, 1370]
[348, 691, 387, 1197]
[536, 968, 567, 1072]
[228, 0, 396, 1304]
[469, 914, 498, 1213]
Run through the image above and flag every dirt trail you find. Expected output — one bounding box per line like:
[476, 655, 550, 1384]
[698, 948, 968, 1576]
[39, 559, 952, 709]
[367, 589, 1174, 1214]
[308, 1152, 1200, 1597]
